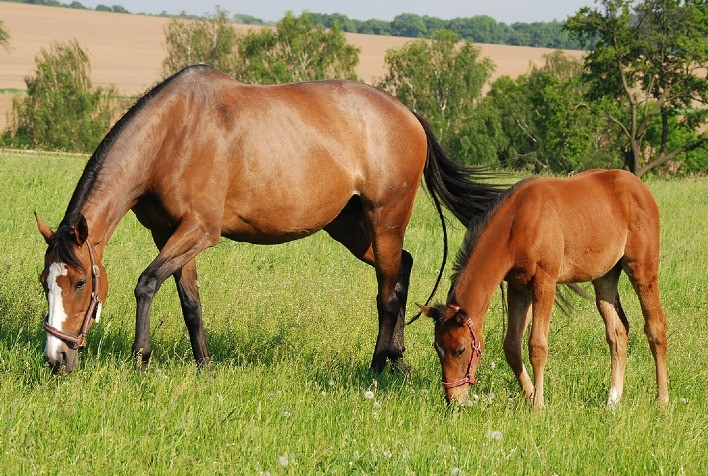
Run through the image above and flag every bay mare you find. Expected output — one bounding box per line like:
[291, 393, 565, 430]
[36, 65, 502, 375]
[419, 169, 668, 408]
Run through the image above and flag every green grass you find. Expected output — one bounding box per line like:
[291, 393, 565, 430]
[0, 151, 705, 474]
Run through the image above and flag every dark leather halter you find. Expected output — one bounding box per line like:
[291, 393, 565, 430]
[441, 319, 483, 389]
[44, 241, 102, 350]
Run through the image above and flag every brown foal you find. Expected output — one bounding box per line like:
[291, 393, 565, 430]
[420, 169, 668, 409]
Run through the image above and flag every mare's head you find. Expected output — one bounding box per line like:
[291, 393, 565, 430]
[419, 303, 483, 405]
[36, 213, 107, 374]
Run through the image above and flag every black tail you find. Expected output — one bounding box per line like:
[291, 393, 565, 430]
[408, 112, 504, 324]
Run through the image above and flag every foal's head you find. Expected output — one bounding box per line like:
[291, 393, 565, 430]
[419, 303, 484, 405]
[36, 213, 107, 374]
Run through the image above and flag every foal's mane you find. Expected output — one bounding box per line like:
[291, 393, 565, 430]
[448, 177, 536, 301]
[52, 65, 213, 268]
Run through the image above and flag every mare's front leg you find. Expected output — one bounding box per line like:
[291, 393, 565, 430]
[503, 285, 534, 401]
[133, 217, 219, 369]
[528, 272, 556, 410]
[175, 258, 211, 368]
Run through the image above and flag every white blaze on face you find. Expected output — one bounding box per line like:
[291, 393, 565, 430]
[45, 262, 68, 354]
[434, 341, 445, 359]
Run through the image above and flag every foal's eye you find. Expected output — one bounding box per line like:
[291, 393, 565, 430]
[456, 347, 466, 356]
[76, 279, 87, 290]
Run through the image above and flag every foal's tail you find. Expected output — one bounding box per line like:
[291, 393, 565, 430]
[408, 112, 504, 324]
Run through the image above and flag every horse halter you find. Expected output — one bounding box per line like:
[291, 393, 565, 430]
[441, 319, 483, 389]
[44, 241, 102, 350]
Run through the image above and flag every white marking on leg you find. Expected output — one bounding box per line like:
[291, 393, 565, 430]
[45, 262, 68, 356]
[607, 387, 621, 408]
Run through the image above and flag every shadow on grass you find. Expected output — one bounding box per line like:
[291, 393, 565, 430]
[1, 292, 412, 393]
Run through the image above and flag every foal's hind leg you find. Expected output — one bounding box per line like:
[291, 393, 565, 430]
[623, 257, 669, 406]
[592, 263, 629, 408]
[504, 286, 534, 401]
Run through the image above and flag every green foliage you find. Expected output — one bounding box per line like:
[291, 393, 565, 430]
[485, 51, 621, 173]
[306, 11, 586, 49]
[3, 39, 119, 153]
[233, 12, 360, 83]
[161, 11, 360, 84]
[566, 0, 707, 176]
[378, 31, 496, 165]
[0, 20, 9, 51]
[0, 152, 706, 473]
[161, 9, 238, 78]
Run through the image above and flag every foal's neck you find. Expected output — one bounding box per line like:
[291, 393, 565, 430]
[451, 216, 514, 331]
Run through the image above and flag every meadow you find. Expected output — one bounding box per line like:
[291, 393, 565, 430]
[0, 151, 705, 474]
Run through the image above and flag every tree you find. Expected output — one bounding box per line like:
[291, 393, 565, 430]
[6, 39, 119, 152]
[391, 14, 428, 38]
[233, 12, 360, 83]
[566, 0, 707, 176]
[378, 30, 497, 165]
[486, 51, 620, 173]
[161, 9, 238, 78]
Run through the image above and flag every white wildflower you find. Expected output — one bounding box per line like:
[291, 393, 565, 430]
[278, 455, 288, 467]
[451, 468, 462, 476]
[364, 390, 375, 399]
[486, 430, 503, 440]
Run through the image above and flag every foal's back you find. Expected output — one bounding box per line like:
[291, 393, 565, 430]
[505, 169, 659, 284]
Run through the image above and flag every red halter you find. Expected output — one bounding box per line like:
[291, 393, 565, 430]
[44, 241, 102, 350]
[441, 319, 483, 389]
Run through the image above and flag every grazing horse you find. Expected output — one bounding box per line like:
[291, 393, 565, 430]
[36, 65, 502, 375]
[419, 169, 668, 409]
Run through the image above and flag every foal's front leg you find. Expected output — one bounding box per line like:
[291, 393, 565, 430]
[528, 275, 556, 410]
[503, 286, 534, 401]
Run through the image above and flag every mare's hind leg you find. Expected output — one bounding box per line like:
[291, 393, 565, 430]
[622, 252, 669, 406]
[324, 197, 412, 374]
[592, 263, 629, 408]
[504, 285, 534, 401]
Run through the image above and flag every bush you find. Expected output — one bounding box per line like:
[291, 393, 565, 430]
[4, 39, 119, 153]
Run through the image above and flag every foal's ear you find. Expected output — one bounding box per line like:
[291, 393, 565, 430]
[416, 303, 439, 321]
[72, 214, 89, 246]
[35, 212, 54, 244]
[446, 304, 468, 325]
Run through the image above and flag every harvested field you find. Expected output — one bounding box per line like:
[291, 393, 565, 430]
[0, 2, 584, 130]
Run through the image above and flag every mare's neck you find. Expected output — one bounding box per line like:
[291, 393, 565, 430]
[74, 144, 150, 255]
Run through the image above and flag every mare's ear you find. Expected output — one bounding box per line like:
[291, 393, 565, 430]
[416, 303, 440, 321]
[72, 214, 89, 245]
[35, 212, 54, 244]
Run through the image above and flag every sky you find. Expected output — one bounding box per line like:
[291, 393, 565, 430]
[77, 1, 597, 24]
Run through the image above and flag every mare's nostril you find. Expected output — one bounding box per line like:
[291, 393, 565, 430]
[59, 351, 68, 366]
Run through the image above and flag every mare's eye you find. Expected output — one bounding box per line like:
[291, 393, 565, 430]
[456, 347, 466, 356]
[76, 279, 87, 290]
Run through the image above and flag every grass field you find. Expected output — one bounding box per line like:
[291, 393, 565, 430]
[0, 151, 705, 474]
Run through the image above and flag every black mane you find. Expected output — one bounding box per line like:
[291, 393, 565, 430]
[47, 225, 83, 270]
[59, 65, 213, 229]
[448, 177, 536, 302]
